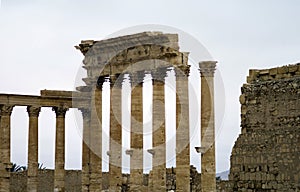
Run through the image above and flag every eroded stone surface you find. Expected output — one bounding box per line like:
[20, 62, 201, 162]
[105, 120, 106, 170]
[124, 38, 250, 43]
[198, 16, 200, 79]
[227, 63, 300, 191]
[0, 32, 220, 191]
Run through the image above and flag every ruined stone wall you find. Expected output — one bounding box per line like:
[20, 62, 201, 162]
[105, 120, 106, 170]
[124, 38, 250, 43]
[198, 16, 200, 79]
[229, 63, 300, 191]
[10, 170, 81, 192]
[10, 167, 203, 192]
[108, 166, 202, 192]
[216, 181, 232, 192]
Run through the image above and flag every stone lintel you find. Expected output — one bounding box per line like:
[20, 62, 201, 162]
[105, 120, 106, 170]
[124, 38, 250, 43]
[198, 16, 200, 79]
[76, 86, 92, 92]
[0, 93, 89, 109]
[75, 32, 179, 56]
[40, 90, 73, 98]
[82, 50, 186, 81]
[83, 55, 179, 74]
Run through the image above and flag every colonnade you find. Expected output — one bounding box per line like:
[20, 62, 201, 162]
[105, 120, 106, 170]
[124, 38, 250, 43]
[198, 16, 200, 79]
[1, 31, 217, 191]
[0, 61, 216, 191]
[0, 104, 69, 192]
[81, 61, 216, 191]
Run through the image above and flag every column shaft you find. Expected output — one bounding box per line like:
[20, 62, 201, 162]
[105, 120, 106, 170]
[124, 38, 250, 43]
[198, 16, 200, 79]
[109, 78, 123, 191]
[130, 82, 143, 191]
[199, 61, 217, 192]
[89, 87, 103, 191]
[81, 108, 91, 192]
[27, 106, 41, 192]
[53, 106, 68, 192]
[151, 79, 166, 191]
[175, 67, 190, 192]
[0, 105, 13, 192]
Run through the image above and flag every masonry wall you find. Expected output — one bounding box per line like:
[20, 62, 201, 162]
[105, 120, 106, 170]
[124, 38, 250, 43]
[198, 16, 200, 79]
[10, 170, 81, 192]
[10, 167, 203, 192]
[229, 63, 300, 191]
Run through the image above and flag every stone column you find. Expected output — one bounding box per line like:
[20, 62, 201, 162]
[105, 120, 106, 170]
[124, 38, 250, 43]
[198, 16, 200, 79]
[27, 106, 41, 192]
[0, 105, 14, 192]
[175, 66, 190, 192]
[108, 74, 123, 191]
[199, 61, 217, 192]
[53, 106, 68, 192]
[148, 68, 167, 191]
[80, 108, 91, 192]
[89, 77, 104, 191]
[129, 71, 144, 191]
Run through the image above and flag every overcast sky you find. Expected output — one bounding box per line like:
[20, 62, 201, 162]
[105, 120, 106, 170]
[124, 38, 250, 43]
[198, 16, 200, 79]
[0, 0, 300, 173]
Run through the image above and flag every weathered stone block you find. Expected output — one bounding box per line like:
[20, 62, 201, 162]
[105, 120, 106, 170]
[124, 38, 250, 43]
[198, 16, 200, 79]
[288, 65, 298, 73]
[277, 66, 289, 74]
[230, 63, 300, 191]
[269, 68, 278, 76]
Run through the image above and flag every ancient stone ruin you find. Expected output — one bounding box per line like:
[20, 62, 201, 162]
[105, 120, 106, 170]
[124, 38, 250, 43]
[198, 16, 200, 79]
[227, 64, 300, 191]
[216, 64, 300, 192]
[0, 32, 217, 191]
[1, 31, 299, 192]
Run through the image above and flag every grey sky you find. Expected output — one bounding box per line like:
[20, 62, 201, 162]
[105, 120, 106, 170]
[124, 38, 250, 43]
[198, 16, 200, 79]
[0, 0, 300, 173]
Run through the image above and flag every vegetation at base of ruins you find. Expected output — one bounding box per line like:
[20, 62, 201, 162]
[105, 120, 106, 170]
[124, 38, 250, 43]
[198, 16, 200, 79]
[9, 162, 46, 172]
[9, 163, 26, 172]
[37, 163, 46, 170]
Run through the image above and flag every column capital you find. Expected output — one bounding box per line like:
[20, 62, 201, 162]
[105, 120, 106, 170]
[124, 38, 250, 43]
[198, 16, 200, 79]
[129, 71, 145, 87]
[174, 65, 190, 78]
[110, 73, 125, 88]
[195, 146, 206, 154]
[0, 105, 14, 116]
[52, 106, 68, 118]
[27, 106, 41, 117]
[79, 108, 91, 119]
[199, 61, 217, 77]
[125, 149, 133, 157]
[147, 149, 155, 155]
[96, 75, 108, 90]
[151, 67, 168, 83]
